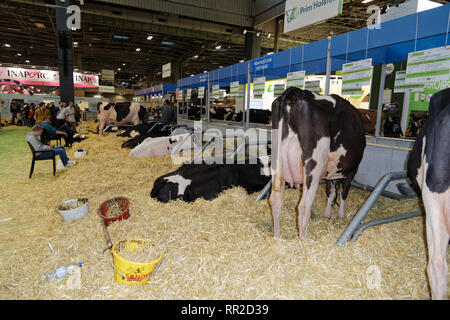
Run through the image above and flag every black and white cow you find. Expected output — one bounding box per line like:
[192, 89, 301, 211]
[151, 158, 271, 203]
[407, 88, 450, 300]
[98, 102, 147, 135]
[270, 87, 366, 240]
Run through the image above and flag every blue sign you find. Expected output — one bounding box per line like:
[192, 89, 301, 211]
[251, 56, 274, 73]
[199, 74, 208, 82]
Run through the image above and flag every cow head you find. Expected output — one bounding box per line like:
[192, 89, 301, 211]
[150, 177, 180, 203]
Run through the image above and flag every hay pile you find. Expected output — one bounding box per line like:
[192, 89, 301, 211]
[0, 123, 448, 300]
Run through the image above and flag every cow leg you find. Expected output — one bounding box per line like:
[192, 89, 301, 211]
[99, 121, 105, 136]
[269, 183, 285, 238]
[298, 161, 326, 240]
[424, 190, 449, 300]
[338, 169, 357, 219]
[324, 180, 336, 218]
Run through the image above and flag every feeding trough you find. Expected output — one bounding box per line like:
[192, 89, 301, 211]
[57, 198, 89, 222]
[98, 197, 130, 226]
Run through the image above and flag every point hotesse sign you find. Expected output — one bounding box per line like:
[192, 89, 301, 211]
[0, 67, 99, 88]
[284, 0, 343, 34]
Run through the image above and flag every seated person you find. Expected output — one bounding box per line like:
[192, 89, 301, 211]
[26, 124, 76, 169]
[40, 116, 75, 148]
[155, 100, 177, 125]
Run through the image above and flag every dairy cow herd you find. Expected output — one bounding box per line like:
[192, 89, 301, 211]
[98, 88, 449, 299]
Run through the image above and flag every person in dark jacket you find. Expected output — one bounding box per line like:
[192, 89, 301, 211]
[155, 100, 177, 125]
[10, 102, 17, 125]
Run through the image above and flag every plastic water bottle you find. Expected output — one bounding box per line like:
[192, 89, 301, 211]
[45, 262, 83, 281]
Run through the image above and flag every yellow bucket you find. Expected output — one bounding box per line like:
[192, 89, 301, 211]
[112, 239, 163, 286]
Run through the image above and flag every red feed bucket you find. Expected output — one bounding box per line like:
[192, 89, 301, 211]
[98, 197, 130, 226]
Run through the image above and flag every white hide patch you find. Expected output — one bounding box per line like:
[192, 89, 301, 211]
[164, 175, 192, 196]
[306, 136, 331, 180]
[416, 136, 427, 191]
[258, 155, 271, 177]
[326, 145, 347, 180]
[312, 93, 336, 107]
[333, 131, 341, 143]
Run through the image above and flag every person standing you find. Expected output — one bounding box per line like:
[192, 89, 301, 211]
[26, 124, 76, 169]
[35, 102, 51, 124]
[65, 101, 76, 132]
[28, 104, 36, 127]
[10, 102, 17, 125]
[55, 101, 67, 129]
[74, 103, 81, 126]
[22, 103, 30, 127]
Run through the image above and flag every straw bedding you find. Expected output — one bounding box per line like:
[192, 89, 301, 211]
[0, 123, 448, 300]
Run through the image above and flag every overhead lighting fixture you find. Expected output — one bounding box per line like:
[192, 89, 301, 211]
[243, 30, 247, 35]
[123, 63, 126, 66]
[239, 59, 244, 63]
[113, 35, 129, 40]
[17, 53, 22, 56]
[256, 32, 261, 37]
[267, 52, 274, 55]
[4, 43, 11, 47]
[118, 68, 121, 71]
[73, 41, 78, 46]
[362, 0, 374, 3]
[193, 55, 199, 59]
[147, 35, 153, 40]
[136, 48, 141, 52]
[25, 60, 30, 63]
[268, 33, 272, 38]
[215, 45, 222, 50]
[203, 70, 207, 73]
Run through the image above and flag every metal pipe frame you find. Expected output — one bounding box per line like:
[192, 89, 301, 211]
[336, 171, 411, 246]
[350, 210, 424, 242]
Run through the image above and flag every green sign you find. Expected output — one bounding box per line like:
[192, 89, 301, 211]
[405, 46, 450, 91]
[342, 58, 372, 96]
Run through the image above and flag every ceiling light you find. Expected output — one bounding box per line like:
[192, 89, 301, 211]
[147, 35, 153, 40]
[215, 45, 222, 50]
[17, 53, 22, 56]
[4, 43, 11, 47]
[256, 32, 260, 37]
[239, 60, 244, 63]
[268, 33, 272, 38]
[362, 0, 374, 3]
[118, 68, 121, 71]
[113, 35, 129, 40]
[136, 48, 141, 52]
[74, 41, 78, 46]
[203, 70, 207, 73]
[25, 60, 30, 63]
[243, 30, 247, 35]
[123, 63, 126, 66]
[193, 55, 199, 59]
[267, 52, 274, 55]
